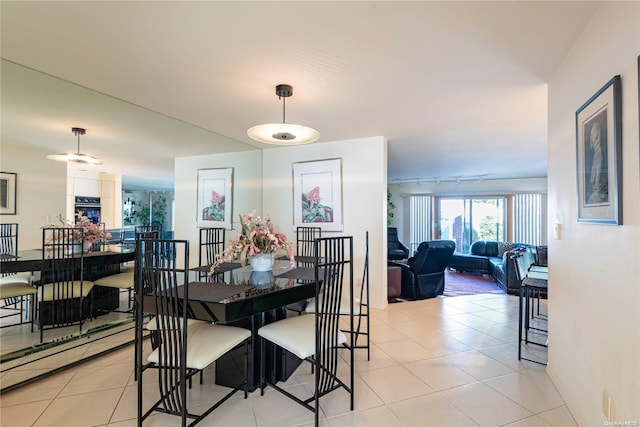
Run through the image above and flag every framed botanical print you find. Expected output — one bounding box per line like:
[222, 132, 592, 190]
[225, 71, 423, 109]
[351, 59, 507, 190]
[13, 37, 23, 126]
[292, 158, 343, 232]
[0, 172, 17, 215]
[197, 168, 233, 228]
[575, 75, 622, 224]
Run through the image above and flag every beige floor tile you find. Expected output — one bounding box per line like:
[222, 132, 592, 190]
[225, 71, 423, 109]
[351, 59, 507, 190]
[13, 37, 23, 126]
[404, 357, 477, 391]
[483, 370, 565, 414]
[58, 362, 133, 397]
[503, 415, 553, 426]
[443, 349, 514, 380]
[0, 372, 73, 407]
[369, 324, 408, 344]
[252, 383, 327, 427]
[352, 343, 399, 372]
[439, 382, 532, 427]
[446, 327, 506, 349]
[33, 388, 123, 427]
[0, 399, 52, 427]
[327, 405, 403, 427]
[537, 405, 578, 427]
[358, 365, 433, 404]
[375, 338, 438, 363]
[388, 393, 479, 426]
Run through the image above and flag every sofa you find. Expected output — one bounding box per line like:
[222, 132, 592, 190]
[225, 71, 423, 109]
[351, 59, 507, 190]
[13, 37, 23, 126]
[390, 240, 456, 299]
[447, 240, 533, 295]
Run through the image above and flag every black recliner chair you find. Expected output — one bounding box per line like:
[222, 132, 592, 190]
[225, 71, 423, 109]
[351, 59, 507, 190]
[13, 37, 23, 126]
[387, 227, 410, 260]
[391, 240, 456, 299]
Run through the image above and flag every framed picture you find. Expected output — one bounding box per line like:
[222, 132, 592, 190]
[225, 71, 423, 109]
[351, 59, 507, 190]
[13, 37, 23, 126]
[293, 158, 343, 232]
[575, 75, 622, 224]
[0, 172, 17, 215]
[197, 168, 233, 228]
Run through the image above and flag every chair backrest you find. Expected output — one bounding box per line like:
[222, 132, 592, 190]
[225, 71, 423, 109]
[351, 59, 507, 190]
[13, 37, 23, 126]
[387, 227, 409, 259]
[408, 240, 456, 274]
[136, 238, 190, 413]
[135, 224, 162, 238]
[512, 252, 530, 283]
[199, 227, 225, 266]
[313, 236, 353, 395]
[41, 227, 90, 332]
[296, 226, 321, 258]
[0, 223, 18, 257]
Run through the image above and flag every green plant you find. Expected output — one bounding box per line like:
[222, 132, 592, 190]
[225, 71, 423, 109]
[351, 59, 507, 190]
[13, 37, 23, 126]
[387, 188, 396, 226]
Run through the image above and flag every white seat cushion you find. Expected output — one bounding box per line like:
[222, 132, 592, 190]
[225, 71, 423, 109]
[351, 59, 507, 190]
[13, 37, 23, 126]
[258, 315, 346, 360]
[0, 282, 37, 298]
[119, 265, 135, 274]
[0, 272, 31, 285]
[94, 272, 134, 289]
[526, 270, 548, 280]
[145, 316, 210, 331]
[38, 281, 94, 301]
[148, 323, 251, 370]
[305, 296, 362, 316]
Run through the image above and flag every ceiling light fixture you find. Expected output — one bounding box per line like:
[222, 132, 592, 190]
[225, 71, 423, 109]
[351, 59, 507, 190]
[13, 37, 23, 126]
[247, 84, 319, 145]
[47, 127, 102, 165]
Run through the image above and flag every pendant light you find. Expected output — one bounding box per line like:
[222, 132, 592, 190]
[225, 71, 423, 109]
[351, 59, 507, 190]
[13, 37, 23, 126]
[247, 84, 319, 145]
[47, 127, 102, 165]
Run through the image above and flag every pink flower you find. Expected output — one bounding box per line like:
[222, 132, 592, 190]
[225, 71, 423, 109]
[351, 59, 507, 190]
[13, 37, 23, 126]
[308, 186, 321, 204]
[210, 190, 221, 205]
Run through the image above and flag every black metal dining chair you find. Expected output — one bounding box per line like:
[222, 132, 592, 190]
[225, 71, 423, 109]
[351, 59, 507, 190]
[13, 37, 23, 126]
[513, 251, 548, 365]
[198, 227, 225, 281]
[258, 236, 354, 426]
[0, 223, 37, 330]
[39, 227, 94, 342]
[286, 226, 322, 314]
[305, 231, 370, 360]
[136, 238, 251, 426]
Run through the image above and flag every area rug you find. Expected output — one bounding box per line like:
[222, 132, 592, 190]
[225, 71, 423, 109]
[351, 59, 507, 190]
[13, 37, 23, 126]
[443, 270, 505, 297]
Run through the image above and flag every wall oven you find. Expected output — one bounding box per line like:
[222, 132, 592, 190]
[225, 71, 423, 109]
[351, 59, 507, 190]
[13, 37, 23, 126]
[74, 196, 101, 224]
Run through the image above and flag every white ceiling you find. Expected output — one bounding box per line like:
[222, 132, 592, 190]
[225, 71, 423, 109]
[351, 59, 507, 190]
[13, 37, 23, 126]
[0, 1, 600, 187]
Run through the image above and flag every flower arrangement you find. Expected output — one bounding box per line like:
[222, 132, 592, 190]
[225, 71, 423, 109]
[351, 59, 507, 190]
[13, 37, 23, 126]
[209, 210, 294, 273]
[50, 213, 112, 245]
[301, 185, 333, 223]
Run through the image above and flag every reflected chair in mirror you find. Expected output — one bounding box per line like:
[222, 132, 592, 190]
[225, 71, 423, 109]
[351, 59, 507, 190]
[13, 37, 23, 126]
[198, 227, 225, 281]
[39, 227, 95, 342]
[135, 224, 162, 239]
[286, 226, 321, 314]
[93, 230, 159, 313]
[0, 223, 31, 284]
[136, 238, 251, 426]
[258, 236, 354, 426]
[387, 227, 409, 260]
[513, 251, 548, 364]
[0, 223, 36, 330]
[392, 240, 456, 300]
[306, 231, 370, 360]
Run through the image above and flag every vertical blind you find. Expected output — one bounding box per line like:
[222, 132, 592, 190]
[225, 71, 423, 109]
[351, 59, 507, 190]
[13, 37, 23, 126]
[513, 193, 547, 246]
[409, 195, 432, 254]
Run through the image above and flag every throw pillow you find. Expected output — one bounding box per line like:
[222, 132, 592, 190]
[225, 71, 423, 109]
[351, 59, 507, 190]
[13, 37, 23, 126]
[497, 242, 517, 258]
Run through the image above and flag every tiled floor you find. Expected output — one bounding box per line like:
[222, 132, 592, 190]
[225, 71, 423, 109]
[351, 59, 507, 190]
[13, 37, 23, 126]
[0, 293, 574, 427]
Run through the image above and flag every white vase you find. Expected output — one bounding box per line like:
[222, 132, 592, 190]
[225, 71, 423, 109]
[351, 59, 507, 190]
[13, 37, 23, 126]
[248, 253, 274, 272]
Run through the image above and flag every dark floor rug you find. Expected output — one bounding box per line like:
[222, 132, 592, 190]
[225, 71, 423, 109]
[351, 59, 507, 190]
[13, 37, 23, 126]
[443, 270, 505, 297]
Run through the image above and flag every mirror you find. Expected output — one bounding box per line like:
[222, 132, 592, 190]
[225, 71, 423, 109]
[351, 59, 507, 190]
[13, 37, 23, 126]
[0, 60, 262, 390]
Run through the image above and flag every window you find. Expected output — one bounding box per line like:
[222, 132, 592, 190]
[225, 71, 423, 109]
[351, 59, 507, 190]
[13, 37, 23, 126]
[408, 195, 432, 254]
[438, 197, 505, 253]
[513, 193, 547, 246]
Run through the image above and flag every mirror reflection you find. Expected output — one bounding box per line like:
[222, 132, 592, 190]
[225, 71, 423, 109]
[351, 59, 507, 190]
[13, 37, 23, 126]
[0, 61, 261, 391]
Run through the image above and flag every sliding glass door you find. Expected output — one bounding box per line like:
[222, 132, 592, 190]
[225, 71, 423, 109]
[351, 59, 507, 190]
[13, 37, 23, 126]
[439, 197, 505, 253]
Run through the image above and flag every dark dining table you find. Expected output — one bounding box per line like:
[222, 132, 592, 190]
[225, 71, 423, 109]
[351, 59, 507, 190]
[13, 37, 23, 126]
[0, 244, 136, 275]
[157, 260, 317, 390]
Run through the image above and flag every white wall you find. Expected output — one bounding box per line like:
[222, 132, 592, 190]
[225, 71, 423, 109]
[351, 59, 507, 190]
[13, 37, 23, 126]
[547, 2, 640, 424]
[174, 150, 262, 266]
[262, 137, 388, 309]
[0, 138, 67, 249]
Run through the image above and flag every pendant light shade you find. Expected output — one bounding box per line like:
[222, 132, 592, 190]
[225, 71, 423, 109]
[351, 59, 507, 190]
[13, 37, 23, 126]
[247, 84, 319, 145]
[47, 127, 102, 165]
